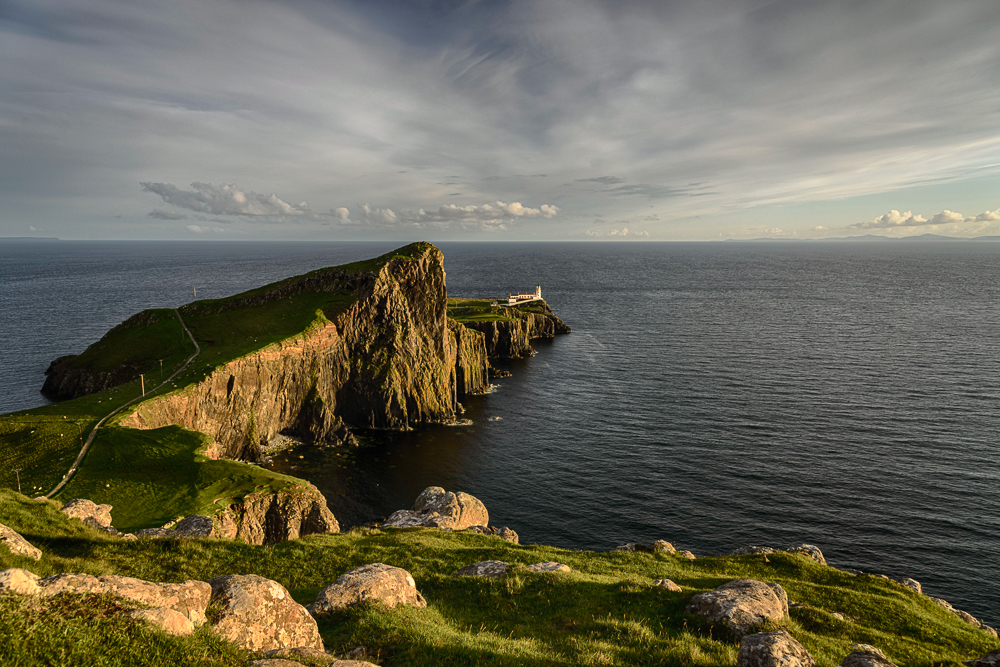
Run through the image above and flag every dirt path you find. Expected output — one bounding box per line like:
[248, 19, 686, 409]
[45, 308, 201, 499]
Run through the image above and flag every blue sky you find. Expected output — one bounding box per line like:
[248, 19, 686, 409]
[2, 0, 999, 240]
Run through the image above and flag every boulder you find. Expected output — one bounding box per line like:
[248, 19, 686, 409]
[653, 579, 682, 592]
[677, 550, 696, 560]
[686, 579, 789, 635]
[383, 486, 488, 530]
[38, 574, 211, 626]
[134, 527, 177, 539]
[840, 645, 898, 667]
[262, 647, 334, 665]
[787, 544, 826, 566]
[0, 523, 42, 561]
[307, 563, 426, 616]
[615, 540, 677, 554]
[61, 499, 113, 527]
[453, 560, 509, 578]
[126, 607, 195, 636]
[209, 574, 323, 652]
[732, 546, 779, 557]
[965, 649, 1000, 667]
[738, 630, 815, 667]
[467, 525, 519, 544]
[173, 515, 215, 538]
[896, 577, 921, 594]
[0, 568, 41, 595]
[526, 562, 574, 573]
[652, 540, 676, 554]
[249, 661, 302, 667]
[930, 596, 995, 634]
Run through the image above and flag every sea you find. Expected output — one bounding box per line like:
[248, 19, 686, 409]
[1, 239, 998, 625]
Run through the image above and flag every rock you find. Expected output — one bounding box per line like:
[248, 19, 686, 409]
[786, 544, 826, 566]
[249, 661, 302, 667]
[453, 560, 509, 578]
[466, 525, 519, 544]
[0, 568, 41, 595]
[653, 579, 682, 592]
[61, 499, 113, 527]
[383, 486, 488, 531]
[173, 515, 214, 538]
[732, 545, 779, 557]
[686, 579, 789, 635]
[213, 483, 339, 545]
[652, 540, 676, 554]
[134, 527, 177, 539]
[614, 543, 649, 553]
[965, 648, 1000, 667]
[896, 577, 921, 594]
[677, 550, 696, 560]
[930, 596, 994, 633]
[738, 630, 815, 667]
[209, 574, 323, 652]
[840, 645, 898, 667]
[308, 563, 426, 616]
[832, 612, 845, 620]
[526, 562, 574, 573]
[262, 647, 335, 665]
[38, 574, 211, 626]
[0, 523, 42, 561]
[126, 607, 194, 636]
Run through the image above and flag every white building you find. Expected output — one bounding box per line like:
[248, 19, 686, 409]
[507, 285, 542, 305]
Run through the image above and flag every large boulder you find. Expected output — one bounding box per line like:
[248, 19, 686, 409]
[786, 544, 826, 566]
[383, 486, 488, 530]
[453, 560, 510, 578]
[467, 525, 519, 544]
[307, 563, 426, 616]
[0, 568, 41, 595]
[38, 574, 211, 626]
[966, 649, 1000, 667]
[654, 579, 682, 592]
[126, 607, 194, 636]
[209, 574, 323, 652]
[260, 646, 381, 667]
[61, 499, 113, 528]
[0, 524, 42, 561]
[686, 579, 789, 635]
[173, 515, 215, 538]
[526, 562, 574, 573]
[840, 645, 898, 667]
[738, 630, 815, 667]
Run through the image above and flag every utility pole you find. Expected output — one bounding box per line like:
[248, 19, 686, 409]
[194, 286, 197, 298]
[13, 468, 21, 495]
[140, 374, 145, 396]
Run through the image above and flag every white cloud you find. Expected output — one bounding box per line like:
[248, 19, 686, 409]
[928, 210, 965, 225]
[814, 225, 827, 231]
[335, 201, 559, 229]
[142, 182, 309, 218]
[973, 209, 1000, 222]
[584, 230, 602, 236]
[851, 210, 928, 229]
[148, 209, 188, 220]
[185, 224, 226, 234]
[607, 227, 650, 237]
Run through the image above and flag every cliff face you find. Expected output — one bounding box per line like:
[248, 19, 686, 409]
[119, 244, 490, 460]
[464, 301, 571, 359]
[213, 482, 339, 546]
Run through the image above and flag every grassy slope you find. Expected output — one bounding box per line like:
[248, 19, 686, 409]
[1, 489, 997, 667]
[447, 297, 531, 323]
[0, 244, 433, 528]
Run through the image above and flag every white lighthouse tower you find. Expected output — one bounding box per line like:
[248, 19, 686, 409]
[535, 285, 542, 299]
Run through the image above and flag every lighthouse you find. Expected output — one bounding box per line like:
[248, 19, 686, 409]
[535, 285, 541, 299]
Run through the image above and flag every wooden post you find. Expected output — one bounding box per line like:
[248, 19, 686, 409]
[13, 468, 21, 495]
[160, 359, 163, 380]
[140, 374, 145, 396]
[194, 286, 197, 298]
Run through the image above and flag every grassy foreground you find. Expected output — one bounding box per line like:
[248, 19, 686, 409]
[2, 489, 996, 667]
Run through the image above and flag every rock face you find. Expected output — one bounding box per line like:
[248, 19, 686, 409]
[0, 524, 42, 561]
[383, 486, 489, 531]
[449, 319, 490, 397]
[0, 568, 41, 595]
[307, 563, 426, 616]
[738, 630, 815, 667]
[209, 574, 323, 652]
[212, 482, 339, 545]
[37, 574, 211, 626]
[453, 561, 510, 578]
[841, 645, 898, 667]
[61, 499, 114, 527]
[462, 301, 571, 359]
[686, 579, 789, 635]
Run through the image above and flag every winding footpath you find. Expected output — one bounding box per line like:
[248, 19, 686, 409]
[45, 309, 201, 499]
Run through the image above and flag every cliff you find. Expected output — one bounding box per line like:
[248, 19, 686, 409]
[449, 298, 571, 358]
[213, 481, 339, 546]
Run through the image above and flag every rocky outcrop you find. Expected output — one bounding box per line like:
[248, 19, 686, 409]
[61, 498, 114, 527]
[462, 301, 571, 359]
[840, 645, 898, 667]
[615, 540, 676, 554]
[453, 561, 510, 578]
[209, 574, 323, 652]
[212, 482, 340, 546]
[307, 563, 426, 615]
[738, 630, 815, 667]
[731, 544, 826, 566]
[467, 525, 519, 543]
[0, 523, 42, 561]
[0, 568, 41, 594]
[383, 486, 489, 531]
[448, 319, 490, 397]
[930, 596, 997, 636]
[966, 649, 1000, 667]
[37, 574, 211, 626]
[686, 579, 789, 635]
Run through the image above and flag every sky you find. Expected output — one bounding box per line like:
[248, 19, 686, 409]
[2, 0, 999, 241]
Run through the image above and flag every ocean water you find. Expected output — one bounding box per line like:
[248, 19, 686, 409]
[1, 240, 998, 625]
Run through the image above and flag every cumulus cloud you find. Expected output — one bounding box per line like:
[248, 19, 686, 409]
[334, 201, 559, 228]
[607, 227, 649, 237]
[851, 210, 928, 229]
[973, 209, 1000, 222]
[814, 225, 827, 231]
[148, 209, 188, 220]
[142, 182, 310, 218]
[928, 210, 965, 225]
[185, 224, 227, 234]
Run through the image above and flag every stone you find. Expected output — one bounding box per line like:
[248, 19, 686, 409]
[652, 540, 676, 554]
[832, 612, 845, 620]
[677, 550, 696, 560]
[173, 515, 215, 538]
[840, 645, 898, 667]
[526, 562, 574, 573]
[0, 523, 42, 561]
[896, 577, 921, 594]
[453, 560, 509, 578]
[738, 630, 815, 667]
[614, 543, 648, 553]
[126, 607, 195, 636]
[262, 647, 335, 665]
[249, 661, 302, 667]
[209, 574, 323, 652]
[930, 596, 994, 632]
[134, 527, 177, 539]
[686, 579, 789, 635]
[383, 486, 489, 530]
[0, 568, 41, 595]
[653, 579, 682, 592]
[38, 574, 211, 626]
[732, 546, 779, 557]
[786, 544, 826, 566]
[61, 499, 113, 527]
[466, 525, 519, 544]
[307, 563, 426, 616]
[965, 648, 1000, 667]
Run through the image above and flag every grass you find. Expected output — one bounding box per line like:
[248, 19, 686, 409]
[1, 488, 997, 667]
[448, 298, 523, 323]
